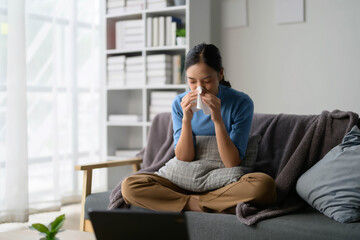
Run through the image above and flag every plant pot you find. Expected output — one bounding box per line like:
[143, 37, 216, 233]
[176, 37, 186, 46]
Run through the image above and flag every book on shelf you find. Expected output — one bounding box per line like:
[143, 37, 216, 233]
[107, 0, 125, 9]
[147, 0, 174, 10]
[107, 55, 126, 64]
[152, 17, 159, 47]
[126, 64, 143, 72]
[107, 7, 125, 14]
[147, 62, 172, 70]
[151, 91, 178, 99]
[125, 73, 143, 86]
[158, 16, 165, 46]
[126, 56, 143, 64]
[147, 54, 172, 62]
[147, 69, 171, 77]
[109, 114, 142, 122]
[107, 64, 125, 71]
[172, 54, 184, 84]
[146, 17, 153, 47]
[165, 16, 172, 46]
[147, 77, 171, 85]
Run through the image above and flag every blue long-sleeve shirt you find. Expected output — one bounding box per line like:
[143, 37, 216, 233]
[171, 84, 254, 160]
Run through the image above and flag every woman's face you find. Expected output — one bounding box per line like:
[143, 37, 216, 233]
[186, 62, 223, 95]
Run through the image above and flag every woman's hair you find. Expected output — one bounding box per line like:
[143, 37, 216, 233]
[184, 43, 231, 87]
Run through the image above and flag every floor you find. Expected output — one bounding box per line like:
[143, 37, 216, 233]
[0, 203, 81, 233]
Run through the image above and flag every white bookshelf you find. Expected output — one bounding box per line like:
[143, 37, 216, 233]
[103, 0, 211, 170]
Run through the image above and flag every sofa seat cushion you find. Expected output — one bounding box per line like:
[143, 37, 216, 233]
[185, 207, 360, 240]
[84, 191, 360, 240]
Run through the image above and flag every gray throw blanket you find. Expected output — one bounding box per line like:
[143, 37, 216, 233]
[109, 110, 359, 225]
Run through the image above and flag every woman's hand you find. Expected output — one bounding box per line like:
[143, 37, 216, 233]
[200, 90, 222, 123]
[180, 90, 198, 122]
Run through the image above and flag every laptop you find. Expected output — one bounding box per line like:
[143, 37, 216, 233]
[89, 209, 190, 240]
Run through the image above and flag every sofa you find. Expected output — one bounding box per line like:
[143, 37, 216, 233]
[76, 110, 360, 240]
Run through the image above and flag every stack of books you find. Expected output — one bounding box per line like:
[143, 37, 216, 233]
[107, 0, 126, 14]
[107, 0, 143, 14]
[109, 114, 142, 123]
[147, 54, 172, 85]
[149, 91, 178, 121]
[126, 56, 143, 86]
[146, 0, 174, 10]
[146, 16, 182, 47]
[126, 0, 143, 12]
[116, 19, 143, 50]
[107, 55, 126, 87]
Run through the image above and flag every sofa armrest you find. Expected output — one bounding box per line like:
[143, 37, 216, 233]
[75, 158, 142, 232]
[75, 158, 142, 171]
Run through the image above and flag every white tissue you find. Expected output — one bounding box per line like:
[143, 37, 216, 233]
[190, 86, 211, 115]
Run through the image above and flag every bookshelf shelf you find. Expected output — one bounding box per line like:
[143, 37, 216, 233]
[106, 49, 144, 55]
[103, 0, 211, 162]
[105, 12, 142, 19]
[145, 5, 186, 15]
[107, 85, 145, 90]
[146, 84, 187, 89]
[145, 45, 186, 52]
[107, 121, 144, 127]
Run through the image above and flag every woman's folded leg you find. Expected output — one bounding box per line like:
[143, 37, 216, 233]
[199, 172, 277, 213]
[121, 173, 191, 212]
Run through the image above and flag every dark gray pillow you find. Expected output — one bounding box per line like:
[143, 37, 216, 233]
[296, 125, 360, 223]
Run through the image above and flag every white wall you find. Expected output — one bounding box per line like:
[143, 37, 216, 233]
[219, 0, 360, 115]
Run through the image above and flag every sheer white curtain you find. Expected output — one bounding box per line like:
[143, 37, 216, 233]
[0, 0, 106, 223]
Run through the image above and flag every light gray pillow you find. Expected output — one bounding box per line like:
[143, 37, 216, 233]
[195, 134, 260, 169]
[156, 135, 261, 192]
[296, 125, 360, 223]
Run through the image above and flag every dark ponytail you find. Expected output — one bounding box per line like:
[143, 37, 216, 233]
[185, 43, 231, 87]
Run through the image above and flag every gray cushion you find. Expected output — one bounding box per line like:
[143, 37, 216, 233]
[296, 125, 360, 223]
[155, 135, 261, 192]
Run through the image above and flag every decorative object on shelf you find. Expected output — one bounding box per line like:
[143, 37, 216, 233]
[176, 27, 186, 46]
[29, 214, 65, 240]
[174, 0, 186, 6]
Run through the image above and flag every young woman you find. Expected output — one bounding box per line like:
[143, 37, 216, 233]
[121, 43, 276, 213]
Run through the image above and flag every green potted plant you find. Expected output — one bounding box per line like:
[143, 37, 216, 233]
[176, 28, 186, 46]
[30, 214, 65, 240]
